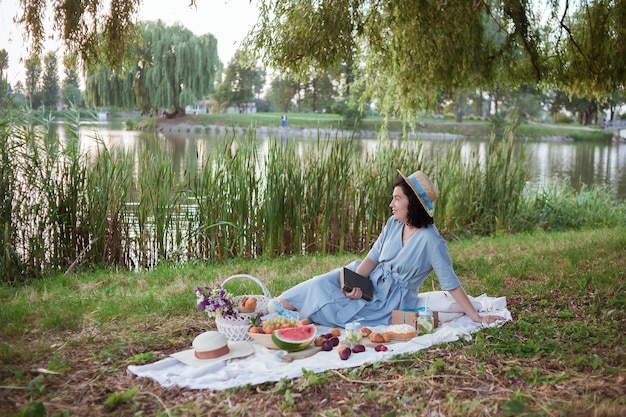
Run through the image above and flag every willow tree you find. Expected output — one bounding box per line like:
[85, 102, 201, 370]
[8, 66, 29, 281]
[552, 0, 626, 97]
[240, 0, 626, 115]
[85, 21, 221, 115]
[17, 0, 142, 72]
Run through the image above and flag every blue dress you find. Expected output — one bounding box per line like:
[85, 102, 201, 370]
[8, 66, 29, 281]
[280, 217, 461, 327]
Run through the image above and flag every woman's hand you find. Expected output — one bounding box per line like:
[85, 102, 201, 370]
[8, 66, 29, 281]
[343, 287, 362, 300]
[472, 314, 507, 324]
[447, 286, 508, 324]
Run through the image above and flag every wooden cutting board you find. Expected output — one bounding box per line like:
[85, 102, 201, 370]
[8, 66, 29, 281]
[281, 346, 322, 362]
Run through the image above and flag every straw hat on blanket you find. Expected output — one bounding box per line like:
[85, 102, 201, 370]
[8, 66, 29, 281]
[171, 331, 253, 367]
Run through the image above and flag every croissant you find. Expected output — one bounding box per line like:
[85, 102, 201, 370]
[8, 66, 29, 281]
[360, 327, 372, 337]
[368, 332, 386, 343]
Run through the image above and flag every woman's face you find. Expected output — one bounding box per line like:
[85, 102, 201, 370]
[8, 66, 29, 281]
[390, 185, 410, 223]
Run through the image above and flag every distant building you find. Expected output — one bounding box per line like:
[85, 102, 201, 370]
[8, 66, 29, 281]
[185, 98, 257, 115]
[185, 98, 217, 114]
[97, 109, 108, 121]
[5, 83, 25, 103]
[225, 102, 257, 114]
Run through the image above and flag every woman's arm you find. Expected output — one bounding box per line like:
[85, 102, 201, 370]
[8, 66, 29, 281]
[448, 286, 507, 324]
[356, 257, 378, 277]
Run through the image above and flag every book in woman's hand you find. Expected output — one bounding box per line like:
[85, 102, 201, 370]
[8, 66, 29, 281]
[340, 268, 374, 301]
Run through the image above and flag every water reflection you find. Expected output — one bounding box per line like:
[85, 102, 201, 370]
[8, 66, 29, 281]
[69, 122, 626, 200]
[528, 141, 626, 198]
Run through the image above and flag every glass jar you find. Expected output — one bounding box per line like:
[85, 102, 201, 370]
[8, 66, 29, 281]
[344, 321, 362, 347]
[416, 310, 434, 335]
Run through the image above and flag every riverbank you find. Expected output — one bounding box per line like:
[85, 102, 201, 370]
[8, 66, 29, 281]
[154, 114, 472, 139]
[149, 113, 621, 142]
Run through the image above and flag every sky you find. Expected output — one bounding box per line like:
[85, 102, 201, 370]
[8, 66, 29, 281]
[0, 0, 260, 87]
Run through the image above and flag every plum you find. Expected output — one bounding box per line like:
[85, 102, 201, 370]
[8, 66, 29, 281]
[322, 339, 334, 351]
[338, 347, 352, 360]
[351, 344, 366, 353]
[374, 344, 388, 352]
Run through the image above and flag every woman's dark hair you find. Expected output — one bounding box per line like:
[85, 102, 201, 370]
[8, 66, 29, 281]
[393, 176, 434, 228]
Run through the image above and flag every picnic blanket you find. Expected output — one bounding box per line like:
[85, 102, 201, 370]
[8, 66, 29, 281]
[127, 294, 511, 390]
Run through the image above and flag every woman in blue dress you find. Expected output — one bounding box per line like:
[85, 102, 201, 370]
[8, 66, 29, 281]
[278, 169, 507, 327]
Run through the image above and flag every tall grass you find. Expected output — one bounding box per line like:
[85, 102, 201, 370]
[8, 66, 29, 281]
[135, 136, 186, 266]
[0, 106, 624, 284]
[522, 178, 626, 231]
[0, 106, 23, 283]
[434, 133, 530, 238]
[82, 138, 133, 268]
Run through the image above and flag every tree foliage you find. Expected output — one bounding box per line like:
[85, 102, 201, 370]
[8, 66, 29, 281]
[25, 55, 42, 107]
[216, 50, 265, 112]
[267, 75, 299, 112]
[85, 21, 221, 114]
[302, 71, 336, 113]
[40, 51, 60, 108]
[0, 49, 8, 104]
[62, 58, 84, 107]
[241, 0, 626, 115]
[0, 49, 8, 82]
[18, 0, 142, 72]
[14, 0, 626, 116]
[552, 0, 626, 96]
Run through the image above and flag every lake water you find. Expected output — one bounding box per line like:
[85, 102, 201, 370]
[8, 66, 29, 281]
[75, 122, 626, 201]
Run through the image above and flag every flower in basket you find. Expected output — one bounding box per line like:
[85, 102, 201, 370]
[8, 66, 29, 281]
[194, 284, 238, 320]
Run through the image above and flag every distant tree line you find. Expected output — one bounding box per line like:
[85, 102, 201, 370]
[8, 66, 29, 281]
[8, 1, 626, 123]
[2, 9, 625, 126]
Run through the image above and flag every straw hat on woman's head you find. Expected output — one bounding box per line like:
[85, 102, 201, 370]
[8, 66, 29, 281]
[397, 170, 438, 217]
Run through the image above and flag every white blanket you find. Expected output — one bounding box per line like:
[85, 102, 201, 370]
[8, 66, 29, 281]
[128, 294, 511, 390]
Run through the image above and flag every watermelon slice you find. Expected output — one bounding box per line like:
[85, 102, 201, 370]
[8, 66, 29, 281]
[271, 324, 317, 352]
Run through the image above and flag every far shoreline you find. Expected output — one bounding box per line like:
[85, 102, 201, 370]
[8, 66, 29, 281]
[154, 119, 619, 142]
[115, 112, 621, 142]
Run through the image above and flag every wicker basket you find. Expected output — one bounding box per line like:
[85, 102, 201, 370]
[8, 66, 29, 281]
[214, 274, 273, 342]
[215, 315, 255, 342]
[223, 274, 272, 317]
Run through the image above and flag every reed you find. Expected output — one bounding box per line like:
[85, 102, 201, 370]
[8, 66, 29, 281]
[82, 138, 133, 268]
[188, 131, 261, 261]
[0, 107, 24, 283]
[0, 107, 624, 283]
[259, 138, 304, 256]
[433, 132, 530, 238]
[13, 108, 86, 276]
[135, 136, 186, 266]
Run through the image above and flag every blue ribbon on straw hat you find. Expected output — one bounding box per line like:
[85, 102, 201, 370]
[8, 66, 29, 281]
[397, 170, 438, 217]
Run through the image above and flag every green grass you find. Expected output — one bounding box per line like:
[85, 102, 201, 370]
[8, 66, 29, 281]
[567, 130, 614, 141]
[0, 227, 624, 415]
[193, 112, 345, 130]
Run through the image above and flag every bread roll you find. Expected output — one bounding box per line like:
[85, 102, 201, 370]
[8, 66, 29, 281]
[239, 296, 257, 313]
